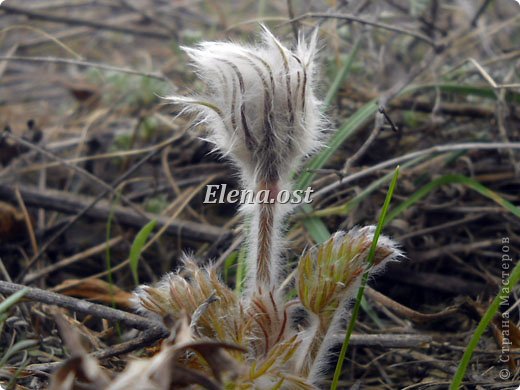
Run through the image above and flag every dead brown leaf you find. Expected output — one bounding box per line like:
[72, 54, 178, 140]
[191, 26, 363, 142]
[55, 278, 134, 309]
[0, 201, 28, 241]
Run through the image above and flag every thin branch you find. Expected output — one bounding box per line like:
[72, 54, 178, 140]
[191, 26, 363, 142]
[340, 105, 399, 175]
[14, 187, 39, 256]
[2, 133, 206, 177]
[2, 131, 146, 217]
[0, 184, 227, 244]
[342, 125, 380, 174]
[0, 281, 166, 333]
[118, 0, 178, 37]
[289, 12, 439, 49]
[384, 0, 445, 36]
[286, 0, 299, 41]
[311, 142, 520, 199]
[93, 327, 167, 359]
[0, 55, 168, 81]
[23, 236, 124, 284]
[346, 333, 432, 348]
[467, 57, 520, 90]
[470, 0, 493, 27]
[366, 287, 459, 324]
[0, 4, 172, 40]
[7, 131, 184, 282]
[377, 106, 399, 132]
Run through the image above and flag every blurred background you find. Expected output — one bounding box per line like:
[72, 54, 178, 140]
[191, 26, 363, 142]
[0, 0, 519, 388]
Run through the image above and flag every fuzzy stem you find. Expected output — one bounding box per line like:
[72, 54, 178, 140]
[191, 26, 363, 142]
[248, 181, 282, 292]
[295, 312, 331, 377]
[308, 304, 348, 382]
[256, 201, 275, 287]
[293, 312, 320, 375]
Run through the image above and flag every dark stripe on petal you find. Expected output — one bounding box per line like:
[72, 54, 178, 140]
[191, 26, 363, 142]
[271, 37, 294, 125]
[249, 52, 276, 101]
[218, 58, 257, 152]
[236, 53, 273, 143]
[292, 53, 307, 114]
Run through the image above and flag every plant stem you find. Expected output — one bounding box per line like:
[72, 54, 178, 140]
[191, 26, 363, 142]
[256, 201, 275, 288]
[330, 166, 400, 390]
[450, 259, 520, 389]
[249, 181, 283, 292]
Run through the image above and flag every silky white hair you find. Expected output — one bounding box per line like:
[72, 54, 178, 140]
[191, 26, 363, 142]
[166, 25, 325, 189]
[167, 26, 327, 293]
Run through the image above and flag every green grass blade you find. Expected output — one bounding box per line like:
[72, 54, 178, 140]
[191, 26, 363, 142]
[300, 203, 330, 244]
[296, 101, 378, 243]
[385, 174, 520, 224]
[295, 39, 366, 243]
[450, 259, 520, 389]
[0, 339, 38, 367]
[323, 39, 362, 110]
[235, 218, 251, 294]
[223, 251, 238, 284]
[235, 238, 248, 294]
[331, 166, 400, 390]
[297, 100, 378, 192]
[413, 83, 520, 103]
[130, 219, 157, 286]
[0, 288, 28, 315]
[0, 288, 29, 337]
[311, 155, 429, 218]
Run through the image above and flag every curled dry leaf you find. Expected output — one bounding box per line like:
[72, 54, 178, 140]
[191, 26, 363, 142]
[50, 312, 246, 390]
[49, 310, 110, 390]
[55, 278, 134, 309]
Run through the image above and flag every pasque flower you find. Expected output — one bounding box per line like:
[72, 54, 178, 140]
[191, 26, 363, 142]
[127, 27, 404, 389]
[169, 25, 323, 186]
[167, 26, 325, 292]
[295, 227, 402, 379]
[48, 27, 405, 390]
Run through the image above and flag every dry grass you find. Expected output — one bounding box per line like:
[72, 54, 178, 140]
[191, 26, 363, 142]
[0, 1, 519, 389]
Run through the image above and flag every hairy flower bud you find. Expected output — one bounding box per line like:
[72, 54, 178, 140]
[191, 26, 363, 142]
[295, 226, 403, 379]
[167, 26, 326, 292]
[167, 25, 324, 188]
[297, 226, 402, 322]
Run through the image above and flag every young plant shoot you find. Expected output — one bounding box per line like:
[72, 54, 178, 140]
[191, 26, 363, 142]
[132, 27, 402, 388]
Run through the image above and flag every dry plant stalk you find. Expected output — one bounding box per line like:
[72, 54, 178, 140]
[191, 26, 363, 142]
[50, 26, 402, 389]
